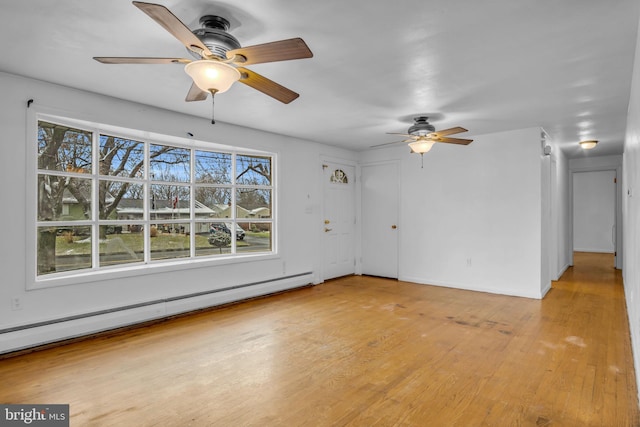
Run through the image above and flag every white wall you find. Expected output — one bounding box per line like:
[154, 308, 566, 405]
[623, 9, 640, 407]
[541, 149, 552, 294]
[360, 127, 549, 299]
[572, 170, 616, 253]
[557, 150, 573, 278]
[0, 72, 356, 353]
[553, 148, 572, 278]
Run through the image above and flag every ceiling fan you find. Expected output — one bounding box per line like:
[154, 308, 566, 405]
[373, 116, 473, 166]
[94, 1, 313, 122]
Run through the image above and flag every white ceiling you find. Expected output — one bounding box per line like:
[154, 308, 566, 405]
[1, 1, 638, 158]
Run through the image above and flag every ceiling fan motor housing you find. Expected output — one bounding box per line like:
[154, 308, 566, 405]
[191, 15, 241, 59]
[408, 116, 436, 136]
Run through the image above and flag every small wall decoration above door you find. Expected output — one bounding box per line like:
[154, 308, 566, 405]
[330, 169, 348, 184]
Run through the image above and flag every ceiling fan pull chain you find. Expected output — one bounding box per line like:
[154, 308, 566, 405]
[210, 89, 218, 124]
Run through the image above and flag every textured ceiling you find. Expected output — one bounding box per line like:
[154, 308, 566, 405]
[1, 0, 638, 158]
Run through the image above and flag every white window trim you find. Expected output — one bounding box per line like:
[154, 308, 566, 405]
[26, 108, 278, 290]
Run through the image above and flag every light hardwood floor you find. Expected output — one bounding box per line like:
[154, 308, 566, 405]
[1, 252, 638, 426]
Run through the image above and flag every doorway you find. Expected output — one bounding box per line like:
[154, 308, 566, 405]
[572, 170, 617, 266]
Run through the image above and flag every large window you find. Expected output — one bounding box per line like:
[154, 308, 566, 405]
[35, 118, 275, 279]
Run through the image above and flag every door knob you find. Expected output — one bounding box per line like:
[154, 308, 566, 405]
[324, 228, 332, 232]
[324, 220, 331, 224]
[391, 225, 397, 229]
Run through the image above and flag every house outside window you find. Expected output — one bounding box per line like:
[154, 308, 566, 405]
[34, 117, 275, 281]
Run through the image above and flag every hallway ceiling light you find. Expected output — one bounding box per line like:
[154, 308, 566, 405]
[579, 140, 598, 150]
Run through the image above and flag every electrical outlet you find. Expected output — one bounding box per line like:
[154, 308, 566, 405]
[11, 296, 22, 311]
[466, 258, 472, 267]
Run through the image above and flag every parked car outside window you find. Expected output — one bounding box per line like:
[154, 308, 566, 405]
[209, 222, 245, 240]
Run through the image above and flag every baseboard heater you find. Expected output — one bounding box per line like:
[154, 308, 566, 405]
[0, 272, 313, 354]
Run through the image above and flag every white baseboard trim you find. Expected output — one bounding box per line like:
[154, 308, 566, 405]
[399, 275, 545, 300]
[0, 273, 313, 355]
[556, 263, 570, 280]
[540, 281, 552, 298]
[573, 248, 615, 253]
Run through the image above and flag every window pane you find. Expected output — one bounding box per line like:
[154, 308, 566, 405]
[150, 144, 190, 182]
[38, 121, 92, 173]
[37, 226, 92, 275]
[195, 186, 231, 219]
[150, 184, 190, 220]
[195, 150, 231, 184]
[236, 154, 271, 185]
[149, 222, 191, 261]
[99, 181, 143, 220]
[236, 188, 271, 219]
[99, 232, 143, 268]
[38, 175, 92, 221]
[99, 135, 144, 178]
[238, 222, 272, 253]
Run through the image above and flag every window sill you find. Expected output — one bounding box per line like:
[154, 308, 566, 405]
[28, 252, 279, 291]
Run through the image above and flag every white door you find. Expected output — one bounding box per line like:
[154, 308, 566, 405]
[361, 162, 399, 278]
[322, 162, 356, 280]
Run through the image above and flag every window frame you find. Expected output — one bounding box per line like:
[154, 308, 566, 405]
[27, 110, 278, 290]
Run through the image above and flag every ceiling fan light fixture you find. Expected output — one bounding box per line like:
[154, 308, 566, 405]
[185, 60, 240, 93]
[579, 140, 598, 150]
[408, 139, 435, 154]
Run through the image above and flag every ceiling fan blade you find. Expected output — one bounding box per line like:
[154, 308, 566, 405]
[236, 67, 299, 104]
[132, 1, 213, 58]
[371, 141, 406, 148]
[386, 132, 414, 137]
[227, 38, 313, 66]
[94, 57, 190, 64]
[433, 136, 473, 145]
[185, 82, 209, 102]
[431, 126, 468, 137]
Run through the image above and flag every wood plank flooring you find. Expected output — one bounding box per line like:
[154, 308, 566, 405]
[1, 252, 638, 426]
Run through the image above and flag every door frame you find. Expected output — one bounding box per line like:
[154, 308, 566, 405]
[569, 164, 622, 269]
[357, 159, 400, 279]
[320, 156, 358, 282]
